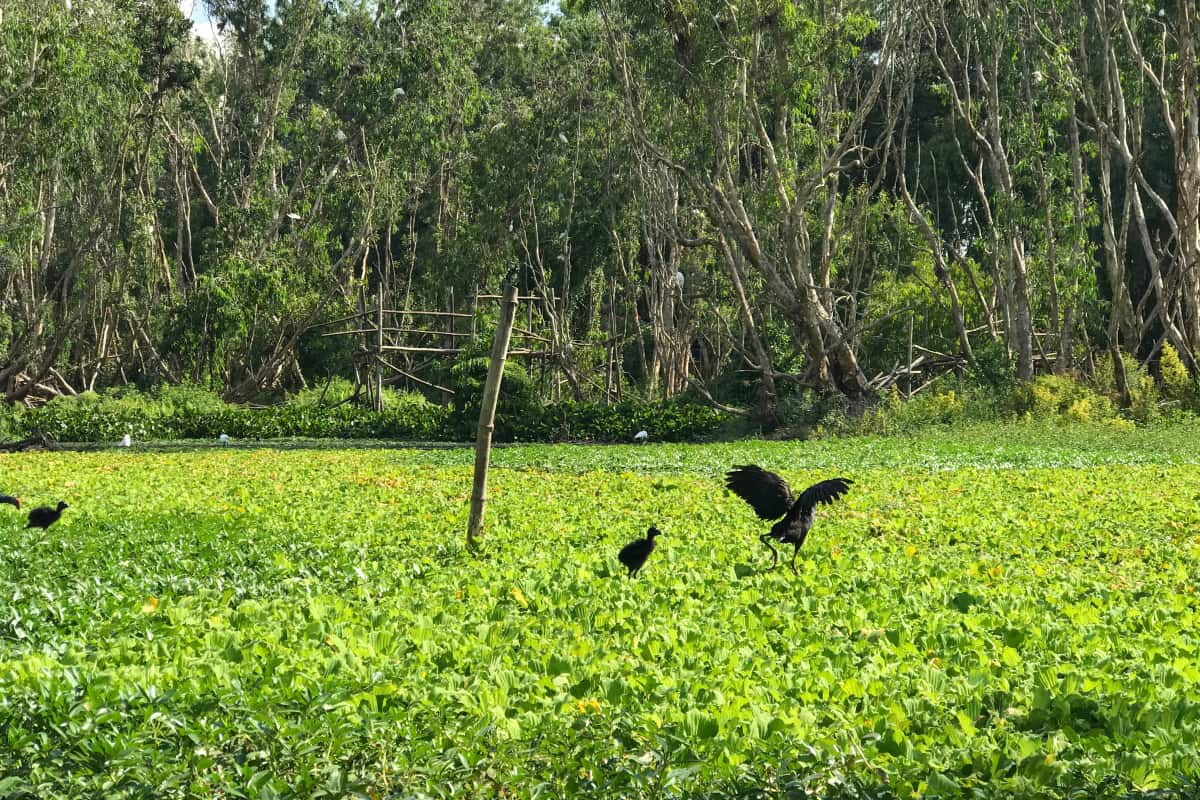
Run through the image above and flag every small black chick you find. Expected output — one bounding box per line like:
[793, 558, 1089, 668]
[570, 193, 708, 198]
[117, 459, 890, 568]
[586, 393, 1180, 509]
[27, 501, 68, 530]
[0, 494, 19, 510]
[618, 526, 662, 577]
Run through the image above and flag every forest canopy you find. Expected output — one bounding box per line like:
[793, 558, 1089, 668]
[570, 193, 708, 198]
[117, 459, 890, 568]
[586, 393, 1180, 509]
[2, 0, 1198, 423]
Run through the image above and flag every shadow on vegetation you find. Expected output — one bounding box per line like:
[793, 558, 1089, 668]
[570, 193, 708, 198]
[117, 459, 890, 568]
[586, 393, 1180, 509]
[672, 771, 1200, 800]
[52, 438, 474, 453]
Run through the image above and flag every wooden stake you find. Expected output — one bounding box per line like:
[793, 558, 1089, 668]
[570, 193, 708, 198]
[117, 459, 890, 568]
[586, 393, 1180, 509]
[467, 282, 520, 549]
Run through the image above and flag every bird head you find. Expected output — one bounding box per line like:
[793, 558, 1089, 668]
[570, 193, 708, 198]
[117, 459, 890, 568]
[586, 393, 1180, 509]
[12, 497, 20, 510]
[57, 501, 69, 512]
[647, 526, 662, 539]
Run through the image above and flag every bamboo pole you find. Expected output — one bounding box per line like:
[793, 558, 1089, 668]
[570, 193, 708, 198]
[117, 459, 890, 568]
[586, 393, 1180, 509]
[467, 282, 520, 549]
[469, 286, 479, 342]
[525, 279, 534, 379]
[445, 287, 455, 405]
[906, 312, 914, 399]
[375, 289, 384, 412]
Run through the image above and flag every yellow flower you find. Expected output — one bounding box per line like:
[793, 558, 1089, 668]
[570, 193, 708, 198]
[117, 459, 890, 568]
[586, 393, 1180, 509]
[141, 596, 159, 614]
[510, 587, 529, 609]
[575, 698, 601, 714]
[904, 544, 917, 558]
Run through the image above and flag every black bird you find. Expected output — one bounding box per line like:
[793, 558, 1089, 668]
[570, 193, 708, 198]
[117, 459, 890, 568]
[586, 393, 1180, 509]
[725, 465, 852, 574]
[26, 501, 68, 530]
[618, 526, 663, 577]
[0, 494, 19, 510]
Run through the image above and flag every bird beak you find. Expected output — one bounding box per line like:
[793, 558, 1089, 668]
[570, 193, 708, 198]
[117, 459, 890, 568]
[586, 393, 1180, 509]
[15, 498, 20, 509]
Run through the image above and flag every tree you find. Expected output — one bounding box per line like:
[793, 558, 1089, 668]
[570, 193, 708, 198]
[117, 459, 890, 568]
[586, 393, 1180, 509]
[600, 0, 908, 407]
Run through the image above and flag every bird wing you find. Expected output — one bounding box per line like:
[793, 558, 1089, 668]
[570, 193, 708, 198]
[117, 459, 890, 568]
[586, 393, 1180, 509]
[724, 465, 792, 520]
[795, 478, 853, 512]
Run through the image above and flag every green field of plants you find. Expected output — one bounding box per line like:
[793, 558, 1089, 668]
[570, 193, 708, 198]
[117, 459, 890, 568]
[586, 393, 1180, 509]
[2, 422, 1200, 798]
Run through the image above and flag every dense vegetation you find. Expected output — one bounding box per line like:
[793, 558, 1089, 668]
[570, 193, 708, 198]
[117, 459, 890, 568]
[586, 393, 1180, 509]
[2, 426, 1200, 797]
[0, 356, 1186, 444]
[4, 0, 1200, 425]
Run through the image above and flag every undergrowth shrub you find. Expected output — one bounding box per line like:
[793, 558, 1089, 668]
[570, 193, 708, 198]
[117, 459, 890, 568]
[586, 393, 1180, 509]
[154, 384, 229, 417]
[1093, 352, 1159, 423]
[1160, 343, 1198, 412]
[446, 361, 541, 441]
[3, 385, 724, 443]
[32, 389, 177, 440]
[830, 385, 996, 437]
[530, 400, 731, 442]
[971, 340, 1017, 393]
[1011, 374, 1115, 422]
[0, 402, 25, 440]
[286, 377, 360, 408]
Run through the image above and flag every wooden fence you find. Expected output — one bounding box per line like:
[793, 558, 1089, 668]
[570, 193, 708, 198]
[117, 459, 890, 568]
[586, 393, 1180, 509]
[317, 288, 557, 411]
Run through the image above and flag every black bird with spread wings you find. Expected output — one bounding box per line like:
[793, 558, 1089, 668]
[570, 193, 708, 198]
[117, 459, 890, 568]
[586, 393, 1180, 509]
[724, 466, 852, 574]
[618, 526, 662, 577]
[0, 494, 19, 510]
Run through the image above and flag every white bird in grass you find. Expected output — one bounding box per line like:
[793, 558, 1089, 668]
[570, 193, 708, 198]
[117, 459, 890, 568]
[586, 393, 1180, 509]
[634, 430, 649, 444]
[118, 434, 131, 448]
[219, 433, 231, 446]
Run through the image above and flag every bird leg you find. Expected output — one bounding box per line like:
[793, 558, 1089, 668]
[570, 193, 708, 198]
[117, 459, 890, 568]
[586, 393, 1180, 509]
[790, 542, 802, 576]
[759, 533, 779, 571]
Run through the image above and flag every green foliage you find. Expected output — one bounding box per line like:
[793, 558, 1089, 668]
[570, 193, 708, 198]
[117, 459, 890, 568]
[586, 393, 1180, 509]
[4, 386, 726, 444]
[971, 340, 1017, 392]
[1159, 343, 1198, 411]
[31, 389, 181, 441]
[3, 426, 1200, 796]
[444, 349, 544, 441]
[153, 383, 230, 416]
[285, 377, 360, 408]
[530, 400, 732, 442]
[851, 386, 995, 436]
[1011, 374, 1116, 423]
[17, 387, 448, 442]
[0, 401, 25, 441]
[1093, 352, 1161, 424]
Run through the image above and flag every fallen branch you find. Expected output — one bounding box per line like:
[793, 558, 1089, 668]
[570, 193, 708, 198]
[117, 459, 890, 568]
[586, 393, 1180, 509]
[685, 376, 750, 417]
[0, 431, 58, 452]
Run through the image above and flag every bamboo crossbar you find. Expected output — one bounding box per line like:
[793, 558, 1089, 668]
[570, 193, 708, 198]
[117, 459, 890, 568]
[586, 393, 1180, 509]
[309, 310, 372, 328]
[380, 345, 549, 356]
[476, 294, 546, 301]
[381, 345, 463, 354]
[511, 327, 550, 342]
[384, 309, 471, 319]
[376, 356, 456, 395]
[321, 327, 473, 338]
